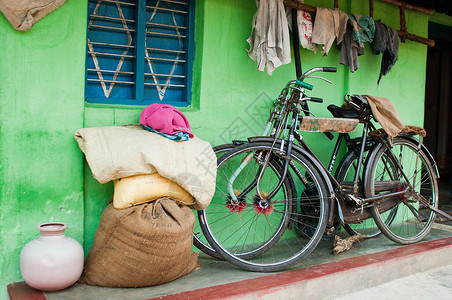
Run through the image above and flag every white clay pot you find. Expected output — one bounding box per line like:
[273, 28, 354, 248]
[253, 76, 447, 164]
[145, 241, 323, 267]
[20, 222, 84, 291]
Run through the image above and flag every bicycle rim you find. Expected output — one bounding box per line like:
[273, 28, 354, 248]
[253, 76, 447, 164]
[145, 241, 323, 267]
[366, 138, 438, 244]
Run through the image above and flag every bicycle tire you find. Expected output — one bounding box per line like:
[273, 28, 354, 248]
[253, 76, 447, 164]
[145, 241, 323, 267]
[192, 144, 235, 259]
[200, 142, 329, 272]
[335, 148, 383, 238]
[365, 137, 438, 244]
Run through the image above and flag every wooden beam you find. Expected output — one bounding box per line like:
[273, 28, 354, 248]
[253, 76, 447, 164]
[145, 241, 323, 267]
[283, 0, 435, 47]
[380, 0, 434, 15]
[283, 0, 316, 13]
[397, 30, 435, 47]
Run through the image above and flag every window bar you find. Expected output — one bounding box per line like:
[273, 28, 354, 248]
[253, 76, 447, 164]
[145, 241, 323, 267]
[145, 73, 185, 78]
[87, 51, 135, 59]
[144, 82, 185, 88]
[145, 5, 187, 14]
[89, 14, 135, 23]
[101, 0, 136, 7]
[145, 47, 185, 54]
[160, 0, 188, 6]
[88, 78, 135, 84]
[88, 24, 136, 32]
[145, 57, 186, 63]
[89, 41, 135, 49]
[134, 0, 146, 102]
[88, 69, 135, 75]
[146, 22, 186, 30]
[145, 31, 187, 38]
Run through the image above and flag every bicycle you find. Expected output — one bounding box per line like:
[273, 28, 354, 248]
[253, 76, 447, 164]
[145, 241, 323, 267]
[197, 67, 445, 272]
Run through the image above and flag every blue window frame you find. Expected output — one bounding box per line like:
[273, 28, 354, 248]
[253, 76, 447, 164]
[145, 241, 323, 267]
[85, 0, 194, 106]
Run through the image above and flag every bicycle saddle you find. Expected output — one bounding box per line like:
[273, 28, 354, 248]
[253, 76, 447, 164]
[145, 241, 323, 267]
[327, 104, 359, 119]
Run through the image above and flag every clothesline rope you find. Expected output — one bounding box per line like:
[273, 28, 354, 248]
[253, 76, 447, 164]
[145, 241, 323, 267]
[283, 0, 435, 47]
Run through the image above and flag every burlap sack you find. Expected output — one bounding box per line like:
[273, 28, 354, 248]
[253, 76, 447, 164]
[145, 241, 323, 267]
[79, 199, 200, 287]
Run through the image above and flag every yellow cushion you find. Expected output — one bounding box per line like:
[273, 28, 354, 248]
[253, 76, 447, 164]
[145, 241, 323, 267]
[113, 173, 195, 209]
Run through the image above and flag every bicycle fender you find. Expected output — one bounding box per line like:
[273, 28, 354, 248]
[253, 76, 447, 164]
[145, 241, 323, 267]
[400, 135, 440, 179]
[371, 135, 440, 179]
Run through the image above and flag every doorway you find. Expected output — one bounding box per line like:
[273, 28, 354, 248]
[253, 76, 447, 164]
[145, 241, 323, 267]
[424, 22, 452, 209]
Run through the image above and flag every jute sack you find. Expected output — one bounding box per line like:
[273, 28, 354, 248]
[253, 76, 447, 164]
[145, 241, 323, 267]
[113, 173, 195, 209]
[79, 199, 200, 287]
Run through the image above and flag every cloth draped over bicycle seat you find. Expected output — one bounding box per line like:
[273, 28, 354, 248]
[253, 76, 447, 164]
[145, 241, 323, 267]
[363, 95, 405, 138]
[311, 7, 348, 56]
[247, 0, 291, 75]
[74, 125, 216, 210]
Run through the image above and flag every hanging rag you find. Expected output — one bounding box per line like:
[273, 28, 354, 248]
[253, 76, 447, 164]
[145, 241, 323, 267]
[363, 95, 405, 138]
[371, 20, 399, 84]
[340, 24, 364, 72]
[311, 7, 348, 55]
[286, 0, 317, 53]
[348, 13, 375, 45]
[247, 0, 291, 75]
[0, 0, 67, 31]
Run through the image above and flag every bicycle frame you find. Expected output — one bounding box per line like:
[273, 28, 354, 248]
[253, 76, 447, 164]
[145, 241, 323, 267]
[223, 67, 447, 228]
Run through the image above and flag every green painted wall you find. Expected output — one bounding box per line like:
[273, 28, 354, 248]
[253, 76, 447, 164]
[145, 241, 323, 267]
[0, 0, 436, 297]
[0, 1, 87, 296]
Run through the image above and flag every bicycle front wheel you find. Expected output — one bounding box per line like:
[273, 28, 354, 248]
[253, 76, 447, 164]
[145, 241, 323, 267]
[365, 137, 438, 244]
[199, 142, 329, 272]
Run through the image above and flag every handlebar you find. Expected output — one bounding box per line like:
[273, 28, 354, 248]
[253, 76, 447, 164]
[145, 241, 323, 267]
[322, 67, 337, 73]
[308, 97, 323, 103]
[294, 67, 337, 90]
[299, 67, 337, 80]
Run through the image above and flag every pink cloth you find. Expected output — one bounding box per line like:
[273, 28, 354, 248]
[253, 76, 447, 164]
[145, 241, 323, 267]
[139, 104, 194, 138]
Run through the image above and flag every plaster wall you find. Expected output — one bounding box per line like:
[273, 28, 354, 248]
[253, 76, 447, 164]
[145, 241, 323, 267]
[0, 0, 431, 297]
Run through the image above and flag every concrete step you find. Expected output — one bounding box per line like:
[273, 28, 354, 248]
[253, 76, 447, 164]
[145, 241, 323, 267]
[7, 225, 452, 300]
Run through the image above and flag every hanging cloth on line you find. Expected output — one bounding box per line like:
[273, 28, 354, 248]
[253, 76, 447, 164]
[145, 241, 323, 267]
[371, 20, 399, 84]
[311, 7, 349, 56]
[339, 14, 375, 73]
[286, 0, 317, 53]
[340, 24, 365, 73]
[247, 0, 291, 75]
[348, 13, 375, 46]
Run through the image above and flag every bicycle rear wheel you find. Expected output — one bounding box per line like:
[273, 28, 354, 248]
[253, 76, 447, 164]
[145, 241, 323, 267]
[199, 142, 329, 272]
[365, 137, 438, 244]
